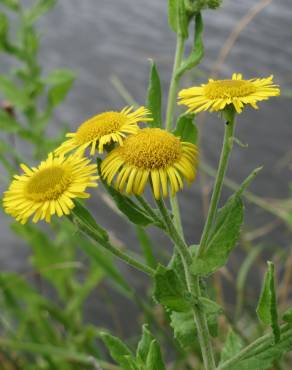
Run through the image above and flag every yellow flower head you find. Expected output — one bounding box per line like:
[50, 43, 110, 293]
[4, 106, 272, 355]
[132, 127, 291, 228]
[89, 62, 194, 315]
[101, 128, 199, 199]
[55, 106, 152, 156]
[3, 153, 98, 224]
[178, 74, 280, 114]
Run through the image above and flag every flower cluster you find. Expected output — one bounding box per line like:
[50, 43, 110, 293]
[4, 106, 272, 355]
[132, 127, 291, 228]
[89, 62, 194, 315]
[3, 74, 279, 224]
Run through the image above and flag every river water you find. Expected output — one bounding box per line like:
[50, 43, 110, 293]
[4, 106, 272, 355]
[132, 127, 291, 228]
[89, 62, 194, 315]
[0, 0, 291, 335]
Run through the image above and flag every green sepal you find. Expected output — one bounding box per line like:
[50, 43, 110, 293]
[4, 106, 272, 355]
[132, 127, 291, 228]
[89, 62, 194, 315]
[256, 261, 280, 343]
[173, 113, 198, 144]
[146, 60, 162, 127]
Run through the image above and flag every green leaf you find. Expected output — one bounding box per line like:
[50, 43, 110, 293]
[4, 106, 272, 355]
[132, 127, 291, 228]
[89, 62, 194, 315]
[176, 13, 204, 78]
[0, 0, 20, 11]
[167, 0, 189, 38]
[0, 12, 9, 42]
[223, 325, 292, 370]
[146, 60, 162, 128]
[97, 159, 155, 226]
[173, 113, 198, 144]
[219, 329, 243, 365]
[170, 297, 222, 348]
[136, 324, 155, 365]
[282, 308, 292, 323]
[145, 340, 166, 370]
[24, 0, 57, 24]
[191, 194, 244, 276]
[135, 226, 157, 269]
[100, 332, 136, 370]
[45, 69, 75, 107]
[0, 109, 21, 133]
[153, 264, 190, 312]
[72, 200, 109, 242]
[168, 0, 177, 32]
[22, 25, 39, 57]
[256, 261, 280, 343]
[0, 76, 31, 109]
[170, 310, 196, 348]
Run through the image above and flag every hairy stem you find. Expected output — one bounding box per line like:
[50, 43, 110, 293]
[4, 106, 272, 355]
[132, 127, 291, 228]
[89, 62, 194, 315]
[165, 34, 185, 132]
[156, 198, 216, 370]
[72, 213, 155, 277]
[197, 112, 236, 259]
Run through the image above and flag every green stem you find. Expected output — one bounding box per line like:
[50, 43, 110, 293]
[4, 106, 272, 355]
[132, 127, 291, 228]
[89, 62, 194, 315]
[73, 214, 155, 277]
[197, 113, 236, 259]
[217, 325, 291, 370]
[135, 195, 166, 229]
[165, 34, 185, 132]
[156, 199, 216, 370]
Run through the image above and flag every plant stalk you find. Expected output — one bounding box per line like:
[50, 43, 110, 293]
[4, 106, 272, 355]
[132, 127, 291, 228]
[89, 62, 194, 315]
[156, 198, 216, 370]
[165, 34, 185, 132]
[72, 214, 155, 277]
[197, 112, 236, 259]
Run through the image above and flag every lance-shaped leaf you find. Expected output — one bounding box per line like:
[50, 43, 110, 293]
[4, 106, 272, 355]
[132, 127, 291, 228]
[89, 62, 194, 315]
[176, 13, 204, 78]
[0, 76, 31, 109]
[146, 60, 162, 128]
[45, 69, 75, 107]
[220, 325, 292, 370]
[173, 113, 198, 144]
[168, 0, 190, 38]
[100, 332, 137, 370]
[153, 264, 191, 312]
[0, 0, 20, 11]
[191, 194, 244, 276]
[136, 324, 155, 365]
[145, 340, 166, 370]
[256, 261, 280, 343]
[24, 0, 57, 24]
[191, 167, 262, 276]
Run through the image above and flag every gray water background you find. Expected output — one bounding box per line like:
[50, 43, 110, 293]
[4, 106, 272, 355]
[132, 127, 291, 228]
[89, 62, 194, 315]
[0, 0, 292, 335]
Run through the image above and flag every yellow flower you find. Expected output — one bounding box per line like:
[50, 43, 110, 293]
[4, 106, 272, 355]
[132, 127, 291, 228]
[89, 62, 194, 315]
[178, 74, 280, 114]
[101, 128, 199, 199]
[55, 106, 152, 156]
[3, 153, 98, 224]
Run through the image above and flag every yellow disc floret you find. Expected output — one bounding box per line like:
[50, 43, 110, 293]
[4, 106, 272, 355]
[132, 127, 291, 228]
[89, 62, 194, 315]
[3, 153, 98, 224]
[178, 73, 280, 114]
[25, 167, 72, 202]
[55, 106, 152, 156]
[101, 128, 199, 199]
